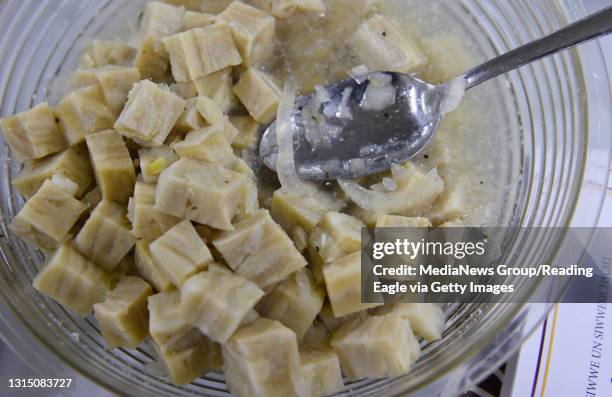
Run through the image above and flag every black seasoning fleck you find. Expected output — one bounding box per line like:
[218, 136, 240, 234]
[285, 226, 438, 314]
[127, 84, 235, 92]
[54, 117, 59, 123]
[480, 181, 484, 185]
[423, 154, 429, 159]
[315, 246, 320, 252]
[382, 31, 387, 37]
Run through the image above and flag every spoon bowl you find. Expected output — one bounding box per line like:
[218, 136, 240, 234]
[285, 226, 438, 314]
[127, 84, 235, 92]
[260, 72, 447, 180]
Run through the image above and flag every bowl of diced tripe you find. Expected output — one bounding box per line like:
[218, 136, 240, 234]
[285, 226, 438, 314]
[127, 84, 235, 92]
[0, 0, 515, 396]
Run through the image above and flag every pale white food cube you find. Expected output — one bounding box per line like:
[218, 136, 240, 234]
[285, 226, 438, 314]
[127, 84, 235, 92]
[233, 67, 281, 124]
[331, 315, 421, 380]
[351, 15, 428, 73]
[213, 209, 307, 288]
[114, 80, 186, 147]
[0, 103, 66, 160]
[179, 268, 264, 342]
[218, 1, 275, 66]
[149, 219, 214, 287]
[163, 24, 242, 82]
[155, 158, 249, 230]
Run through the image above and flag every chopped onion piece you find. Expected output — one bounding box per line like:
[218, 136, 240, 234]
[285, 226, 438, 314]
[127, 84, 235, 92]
[275, 81, 318, 195]
[360, 72, 396, 111]
[440, 76, 466, 114]
[337, 87, 353, 119]
[338, 164, 444, 214]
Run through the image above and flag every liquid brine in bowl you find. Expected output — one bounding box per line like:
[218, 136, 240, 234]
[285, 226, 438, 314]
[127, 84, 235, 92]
[0, 1, 609, 396]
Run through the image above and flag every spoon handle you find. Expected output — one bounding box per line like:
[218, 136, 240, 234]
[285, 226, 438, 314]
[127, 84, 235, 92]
[463, 5, 612, 90]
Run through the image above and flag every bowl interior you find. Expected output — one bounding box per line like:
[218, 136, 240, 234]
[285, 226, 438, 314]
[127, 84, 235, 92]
[0, 0, 610, 396]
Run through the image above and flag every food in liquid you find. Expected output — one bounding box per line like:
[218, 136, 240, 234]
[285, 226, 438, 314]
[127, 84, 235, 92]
[0, 0, 515, 395]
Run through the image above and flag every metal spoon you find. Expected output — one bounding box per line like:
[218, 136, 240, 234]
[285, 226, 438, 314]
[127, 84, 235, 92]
[260, 5, 612, 181]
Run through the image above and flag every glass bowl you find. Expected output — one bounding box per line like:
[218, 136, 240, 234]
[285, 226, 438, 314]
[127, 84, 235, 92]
[0, 0, 610, 396]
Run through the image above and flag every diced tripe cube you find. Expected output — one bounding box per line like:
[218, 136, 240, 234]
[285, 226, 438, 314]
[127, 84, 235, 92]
[148, 290, 208, 353]
[134, 1, 185, 81]
[55, 85, 115, 145]
[218, 2, 275, 66]
[319, 211, 364, 252]
[134, 240, 175, 292]
[149, 220, 213, 287]
[193, 68, 235, 112]
[179, 268, 264, 342]
[129, 181, 181, 241]
[10, 179, 87, 250]
[114, 80, 186, 147]
[93, 276, 153, 348]
[306, 227, 344, 284]
[323, 251, 382, 317]
[222, 318, 303, 397]
[230, 115, 260, 150]
[270, 188, 344, 233]
[141, 1, 186, 40]
[163, 24, 242, 82]
[194, 96, 241, 143]
[213, 209, 307, 288]
[172, 98, 206, 134]
[155, 158, 248, 230]
[374, 303, 445, 342]
[300, 349, 344, 397]
[150, 336, 221, 385]
[0, 102, 66, 160]
[351, 15, 428, 73]
[12, 144, 93, 199]
[85, 129, 136, 205]
[72, 66, 141, 116]
[233, 67, 281, 124]
[171, 125, 234, 165]
[256, 268, 325, 340]
[74, 199, 136, 271]
[331, 315, 421, 380]
[33, 244, 111, 316]
[196, 95, 225, 125]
